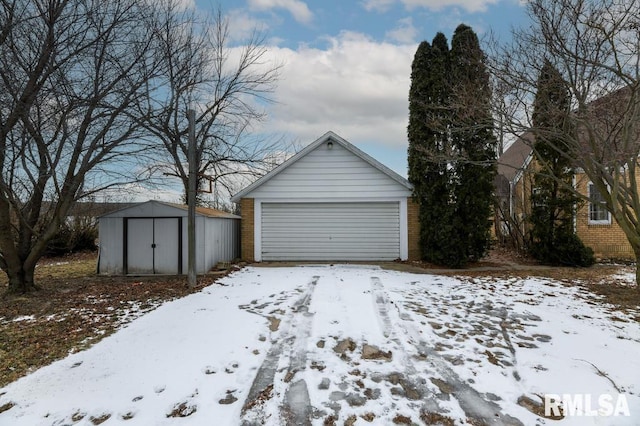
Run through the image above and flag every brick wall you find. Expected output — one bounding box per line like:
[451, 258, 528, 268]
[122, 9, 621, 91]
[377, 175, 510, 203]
[239, 198, 255, 262]
[512, 166, 636, 260]
[407, 197, 420, 261]
[574, 175, 634, 260]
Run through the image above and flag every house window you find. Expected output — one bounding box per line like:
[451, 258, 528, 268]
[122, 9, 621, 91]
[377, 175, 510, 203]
[531, 187, 544, 208]
[588, 183, 610, 224]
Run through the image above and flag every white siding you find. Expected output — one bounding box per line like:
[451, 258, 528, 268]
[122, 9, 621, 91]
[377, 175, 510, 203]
[97, 217, 123, 274]
[98, 201, 240, 275]
[248, 142, 411, 200]
[261, 202, 400, 261]
[180, 216, 204, 274]
[205, 218, 241, 269]
[181, 216, 240, 273]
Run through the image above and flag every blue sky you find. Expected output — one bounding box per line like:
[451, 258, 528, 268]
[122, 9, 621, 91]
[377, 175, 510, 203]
[194, 0, 529, 179]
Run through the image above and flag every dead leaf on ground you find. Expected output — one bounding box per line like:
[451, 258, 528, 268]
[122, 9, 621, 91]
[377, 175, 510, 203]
[0, 251, 220, 388]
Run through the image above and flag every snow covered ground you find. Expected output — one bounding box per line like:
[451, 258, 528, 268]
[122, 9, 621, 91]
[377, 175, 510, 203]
[0, 265, 639, 425]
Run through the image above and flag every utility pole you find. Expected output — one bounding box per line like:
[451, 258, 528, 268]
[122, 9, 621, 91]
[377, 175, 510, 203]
[187, 108, 197, 288]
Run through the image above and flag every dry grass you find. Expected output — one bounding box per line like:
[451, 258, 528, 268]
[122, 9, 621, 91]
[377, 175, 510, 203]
[392, 246, 639, 317]
[0, 251, 222, 388]
[453, 265, 640, 318]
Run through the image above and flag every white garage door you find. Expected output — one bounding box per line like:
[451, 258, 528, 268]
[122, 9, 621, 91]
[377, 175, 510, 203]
[261, 202, 400, 261]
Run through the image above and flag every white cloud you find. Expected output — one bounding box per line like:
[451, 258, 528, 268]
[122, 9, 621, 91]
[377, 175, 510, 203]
[361, 0, 396, 13]
[259, 31, 417, 149]
[385, 17, 418, 44]
[401, 0, 499, 12]
[226, 9, 269, 42]
[248, 0, 313, 24]
[360, 0, 501, 13]
[401, 0, 500, 12]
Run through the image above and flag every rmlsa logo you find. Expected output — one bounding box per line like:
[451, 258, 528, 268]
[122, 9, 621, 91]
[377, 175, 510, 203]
[544, 394, 630, 417]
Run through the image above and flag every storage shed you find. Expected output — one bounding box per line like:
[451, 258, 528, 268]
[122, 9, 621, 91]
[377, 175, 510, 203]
[97, 200, 240, 275]
[231, 131, 420, 262]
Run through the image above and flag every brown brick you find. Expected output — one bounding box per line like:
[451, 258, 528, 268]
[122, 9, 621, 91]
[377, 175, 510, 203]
[239, 198, 254, 262]
[574, 175, 634, 260]
[407, 197, 420, 261]
[511, 165, 635, 261]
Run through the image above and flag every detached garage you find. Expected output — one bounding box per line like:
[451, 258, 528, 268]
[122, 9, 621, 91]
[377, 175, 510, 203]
[97, 200, 240, 275]
[231, 131, 419, 262]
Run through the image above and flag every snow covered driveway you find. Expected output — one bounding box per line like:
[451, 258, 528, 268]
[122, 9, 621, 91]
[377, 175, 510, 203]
[1, 265, 639, 425]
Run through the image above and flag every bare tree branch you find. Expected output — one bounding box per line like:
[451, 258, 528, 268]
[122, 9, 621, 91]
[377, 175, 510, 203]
[0, 0, 165, 293]
[490, 0, 640, 281]
[140, 1, 287, 207]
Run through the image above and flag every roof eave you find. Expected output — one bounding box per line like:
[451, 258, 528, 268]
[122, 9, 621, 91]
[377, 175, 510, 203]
[230, 131, 411, 203]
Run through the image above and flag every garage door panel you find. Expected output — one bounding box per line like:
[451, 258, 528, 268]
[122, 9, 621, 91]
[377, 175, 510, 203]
[263, 230, 399, 237]
[261, 202, 400, 261]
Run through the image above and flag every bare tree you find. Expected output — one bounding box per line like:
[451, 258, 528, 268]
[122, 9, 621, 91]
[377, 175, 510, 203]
[142, 1, 284, 207]
[0, 0, 163, 293]
[491, 0, 640, 281]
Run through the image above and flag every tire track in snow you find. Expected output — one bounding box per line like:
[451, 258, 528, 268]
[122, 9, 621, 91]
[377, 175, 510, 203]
[371, 276, 524, 426]
[370, 277, 443, 414]
[280, 273, 318, 426]
[240, 275, 318, 426]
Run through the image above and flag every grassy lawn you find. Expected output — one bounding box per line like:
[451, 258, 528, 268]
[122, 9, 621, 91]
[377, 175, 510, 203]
[0, 251, 637, 391]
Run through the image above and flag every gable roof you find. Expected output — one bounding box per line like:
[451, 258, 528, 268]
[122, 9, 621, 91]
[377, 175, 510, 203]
[497, 86, 640, 186]
[99, 200, 240, 219]
[498, 132, 534, 184]
[230, 131, 412, 202]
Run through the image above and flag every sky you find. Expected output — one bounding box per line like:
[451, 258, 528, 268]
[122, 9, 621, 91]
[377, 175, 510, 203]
[194, 0, 529, 179]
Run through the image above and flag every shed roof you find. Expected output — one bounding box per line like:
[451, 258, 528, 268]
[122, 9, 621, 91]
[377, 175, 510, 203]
[166, 202, 240, 219]
[99, 200, 240, 219]
[230, 131, 412, 202]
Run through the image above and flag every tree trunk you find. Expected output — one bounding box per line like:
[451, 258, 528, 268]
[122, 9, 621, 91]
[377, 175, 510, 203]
[5, 262, 38, 294]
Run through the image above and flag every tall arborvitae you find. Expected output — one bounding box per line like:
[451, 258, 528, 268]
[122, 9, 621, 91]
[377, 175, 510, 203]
[529, 60, 594, 266]
[408, 34, 457, 265]
[409, 25, 497, 267]
[448, 24, 497, 265]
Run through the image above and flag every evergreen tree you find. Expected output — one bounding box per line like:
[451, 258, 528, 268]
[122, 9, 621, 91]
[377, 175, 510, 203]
[409, 25, 497, 268]
[529, 60, 594, 266]
[408, 34, 458, 265]
[449, 24, 497, 265]
[409, 25, 497, 267]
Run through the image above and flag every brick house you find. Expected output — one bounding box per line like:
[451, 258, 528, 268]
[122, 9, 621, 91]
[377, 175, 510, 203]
[497, 136, 636, 260]
[230, 131, 420, 262]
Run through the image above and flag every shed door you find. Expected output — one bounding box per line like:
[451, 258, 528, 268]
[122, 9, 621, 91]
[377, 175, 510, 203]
[153, 218, 180, 274]
[126, 218, 180, 274]
[127, 219, 154, 274]
[261, 202, 400, 261]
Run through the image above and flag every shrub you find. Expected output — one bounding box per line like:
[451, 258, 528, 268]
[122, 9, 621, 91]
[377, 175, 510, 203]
[45, 221, 98, 256]
[530, 231, 595, 267]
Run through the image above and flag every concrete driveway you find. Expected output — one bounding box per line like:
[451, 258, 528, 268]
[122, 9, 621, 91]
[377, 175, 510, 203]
[1, 265, 638, 425]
